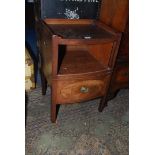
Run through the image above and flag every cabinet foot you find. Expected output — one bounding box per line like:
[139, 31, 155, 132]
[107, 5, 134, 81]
[98, 96, 108, 112]
[40, 69, 47, 95]
[51, 102, 57, 123]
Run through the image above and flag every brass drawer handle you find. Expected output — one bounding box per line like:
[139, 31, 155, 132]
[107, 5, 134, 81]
[80, 86, 89, 93]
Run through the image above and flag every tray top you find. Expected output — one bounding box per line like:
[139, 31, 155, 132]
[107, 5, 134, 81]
[48, 24, 114, 39]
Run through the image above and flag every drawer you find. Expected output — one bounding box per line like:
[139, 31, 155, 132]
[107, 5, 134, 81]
[56, 75, 110, 104]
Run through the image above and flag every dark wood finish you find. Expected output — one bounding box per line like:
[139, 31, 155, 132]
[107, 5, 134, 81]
[40, 68, 47, 95]
[35, 18, 121, 122]
[117, 20, 129, 59]
[99, 34, 121, 112]
[44, 18, 95, 25]
[98, 96, 108, 112]
[99, 0, 129, 96]
[38, 49, 47, 95]
[109, 20, 129, 94]
[99, 0, 129, 32]
[34, 0, 129, 123]
[110, 62, 129, 93]
[48, 24, 114, 39]
[58, 50, 107, 75]
[56, 74, 110, 104]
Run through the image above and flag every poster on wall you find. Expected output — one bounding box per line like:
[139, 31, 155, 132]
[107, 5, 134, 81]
[41, 0, 101, 19]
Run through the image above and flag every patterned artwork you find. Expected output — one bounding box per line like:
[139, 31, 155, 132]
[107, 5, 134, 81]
[41, 0, 102, 19]
[64, 7, 80, 19]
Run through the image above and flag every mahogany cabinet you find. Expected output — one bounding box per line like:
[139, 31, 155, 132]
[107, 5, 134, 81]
[98, 0, 129, 94]
[34, 0, 128, 123]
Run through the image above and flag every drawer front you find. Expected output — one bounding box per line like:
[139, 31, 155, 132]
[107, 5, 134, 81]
[56, 75, 110, 104]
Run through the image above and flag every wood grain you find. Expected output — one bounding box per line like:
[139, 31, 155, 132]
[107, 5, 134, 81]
[44, 18, 95, 25]
[56, 75, 110, 104]
[58, 50, 107, 75]
[99, 0, 129, 32]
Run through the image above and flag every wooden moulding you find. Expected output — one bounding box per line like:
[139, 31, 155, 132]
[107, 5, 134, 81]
[44, 18, 95, 25]
[58, 39, 116, 45]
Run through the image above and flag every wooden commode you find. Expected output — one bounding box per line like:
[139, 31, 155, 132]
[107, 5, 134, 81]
[34, 0, 128, 123]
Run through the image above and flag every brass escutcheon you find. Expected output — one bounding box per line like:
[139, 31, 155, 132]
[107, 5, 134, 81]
[80, 86, 89, 93]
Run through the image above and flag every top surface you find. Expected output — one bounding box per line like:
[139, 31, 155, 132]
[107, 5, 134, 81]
[48, 24, 114, 39]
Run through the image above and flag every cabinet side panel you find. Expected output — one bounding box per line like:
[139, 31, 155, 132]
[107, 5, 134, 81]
[40, 25, 53, 85]
[99, 0, 129, 32]
[110, 63, 129, 93]
[88, 43, 113, 67]
[117, 21, 129, 59]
